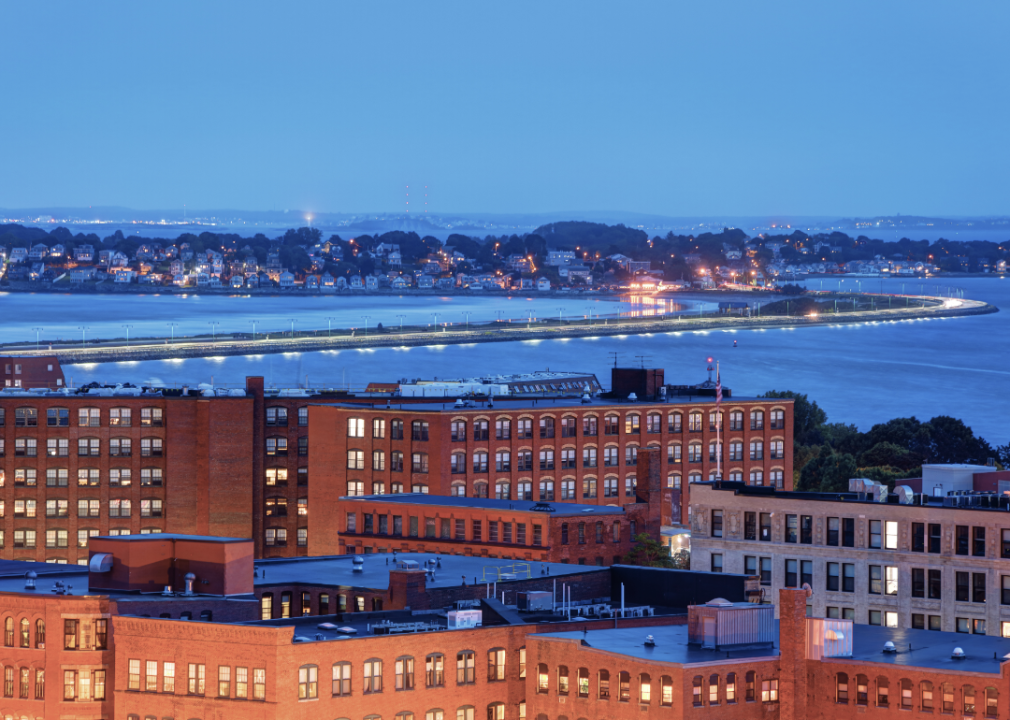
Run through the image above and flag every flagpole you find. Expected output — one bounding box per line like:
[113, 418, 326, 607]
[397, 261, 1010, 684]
[716, 361, 722, 481]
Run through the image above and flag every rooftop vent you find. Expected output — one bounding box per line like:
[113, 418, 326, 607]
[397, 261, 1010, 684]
[24, 571, 37, 591]
[705, 598, 734, 607]
[352, 556, 365, 572]
[894, 486, 914, 504]
[581, 393, 591, 404]
[628, 392, 638, 401]
[952, 647, 966, 659]
[530, 502, 556, 513]
[454, 399, 465, 408]
[883, 641, 897, 654]
[644, 635, 656, 647]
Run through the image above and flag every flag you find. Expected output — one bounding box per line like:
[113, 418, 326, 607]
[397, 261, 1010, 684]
[716, 365, 722, 406]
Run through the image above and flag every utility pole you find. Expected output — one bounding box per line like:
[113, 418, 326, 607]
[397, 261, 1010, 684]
[32, 327, 43, 351]
[167, 323, 178, 342]
[121, 324, 133, 347]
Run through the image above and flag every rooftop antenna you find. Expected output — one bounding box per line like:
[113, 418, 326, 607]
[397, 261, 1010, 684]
[608, 351, 621, 368]
[405, 185, 409, 214]
[634, 355, 651, 369]
[425, 184, 429, 214]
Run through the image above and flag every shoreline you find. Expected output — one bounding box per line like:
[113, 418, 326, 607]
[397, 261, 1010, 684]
[12, 298, 996, 366]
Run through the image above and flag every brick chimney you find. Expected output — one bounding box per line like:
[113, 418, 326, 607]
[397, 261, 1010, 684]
[634, 447, 673, 531]
[388, 569, 428, 610]
[778, 587, 810, 720]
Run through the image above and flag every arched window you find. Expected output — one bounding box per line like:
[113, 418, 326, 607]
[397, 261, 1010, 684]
[35, 619, 45, 648]
[4, 616, 13, 646]
[456, 651, 475, 685]
[558, 666, 569, 695]
[722, 673, 733, 704]
[877, 676, 890, 707]
[577, 668, 589, 698]
[598, 669, 610, 699]
[942, 683, 955, 713]
[395, 656, 414, 690]
[692, 675, 703, 706]
[921, 681, 934, 710]
[487, 703, 505, 720]
[688, 411, 703, 432]
[901, 679, 913, 709]
[260, 593, 273, 620]
[619, 671, 631, 702]
[397, 713, 415, 720]
[426, 654, 444, 688]
[487, 649, 505, 681]
[332, 661, 351, 696]
[707, 673, 718, 705]
[456, 706, 474, 720]
[425, 710, 445, 720]
[856, 675, 868, 705]
[297, 665, 318, 700]
[985, 687, 998, 718]
[641, 673, 652, 704]
[965, 685, 977, 716]
[536, 663, 549, 693]
[836, 672, 849, 703]
[364, 658, 382, 693]
[745, 671, 755, 702]
[19, 619, 29, 648]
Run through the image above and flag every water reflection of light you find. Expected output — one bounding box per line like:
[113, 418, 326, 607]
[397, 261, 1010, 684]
[282, 352, 301, 358]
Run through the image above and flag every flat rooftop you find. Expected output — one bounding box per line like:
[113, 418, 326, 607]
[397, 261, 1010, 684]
[341, 494, 626, 517]
[847, 624, 1006, 675]
[254, 552, 604, 591]
[92, 533, 250, 543]
[316, 394, 770, 412]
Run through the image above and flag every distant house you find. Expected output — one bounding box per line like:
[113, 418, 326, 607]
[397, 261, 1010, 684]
[417, 275, 434, 289]
[173, 274, 188, 287]
[365, 275, 379, 290]
[28, 244, 48, 261]
[114, 270, 135, 284]
[536, 277, 551, 291]
[546, 250, 577, 266]
[9, 248, 28, 263]
[196, 273, 211, 286]
[69, 267, 97, 283]
[335, 276, 348, 290]
[305, 275, 320, 290]
[139, 273, 162, 285]
[29, 263, 46, 281]
[278, 272, 295, 288]
[207, 275, 222, 288]
[245, 274, 259, 289]
[49, 244, 66, 258]
[520, 278, 534, 290]
[74, 245, 95, 262]
[391, 276, 410, 290]
[230, 275, 244, 289]
[436, 277, 454, 290]
[320, 272, 335, 290]
[170, 260, 185, 276]
[349, 275, 364, 290]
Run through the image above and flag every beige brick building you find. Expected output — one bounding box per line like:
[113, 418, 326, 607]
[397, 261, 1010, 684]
[690, 481, 1010, 637]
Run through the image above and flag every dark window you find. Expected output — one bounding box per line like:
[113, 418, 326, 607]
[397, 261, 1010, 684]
[785, 559, 797, 588]
[1002, 576, 1010, 605]
[912, 568, 925, 598]
[842, 564, 855, 592]
[956, 526, 969, 556]
[842, 518, 855, 547]
[827, 517, 839, 546]
[973, 573, 986, 603]
[785, 515, 797, 543]
[744, 512, 756, 541]
[801, 560, 813, 587]
[973, 527, 986, 557]
[956, 572, 970, 602]
[928, 523, 942, 553]
[912, 523, 925, 552]
[759, 513, 771, 541]
[929, 570, 942, 599]
[800, 516, 813, 545]
[826, 563, 839, 591]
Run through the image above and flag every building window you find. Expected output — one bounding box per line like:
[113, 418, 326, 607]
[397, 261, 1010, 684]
[298, 665, 318, 700]
[711, 554, 723, 573]
[762, 679, 779, 703]
[348, 418, 365, 437]
[332, 662, 351, 696]
[425, 654, 444, 688]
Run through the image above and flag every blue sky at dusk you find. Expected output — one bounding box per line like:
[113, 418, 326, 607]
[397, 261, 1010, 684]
[0, 1, 1007, 217]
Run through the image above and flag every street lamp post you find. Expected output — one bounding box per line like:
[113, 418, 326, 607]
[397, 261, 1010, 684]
[249, 320, 259, 340]
[430, 313, 439, 331]
[167, 323, 178, 342]
[495, 310, 504, 324]
[31, 327, 43, 351]
[556, 307, 565, 325]
[208, 321, 220, 342]
[288, 319, 297, 337]
[396, 314, 407, 333]
[78, 326, 90, 348]
[527, 310, 534, 329]
[462, 311, 471, 331]
[121, 324, 133, 347]
[361, 316, 371, 337]
[586, 306, 594, 325]
[326, 317, 337, 337]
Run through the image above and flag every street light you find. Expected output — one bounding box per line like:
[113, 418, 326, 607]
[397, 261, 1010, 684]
[325, 316, 337, 337]
[208, 321, 220, 342]
[249, 320, 259, 340]
[78, 326, 90, 348]
[121, 324, 133, 347]
[527, 310, 534, 329]
[396, 314, 407, 333]
[556, 307, 565, 325]
[462, 311, 472, 331]
[430, 313, 439, 331]
[361, 316, 371, 336]
[288, 319, 297, 337]
[586, 306, 594, 325]
[31, 327, 43, 351]
[495, 310, 504, 323]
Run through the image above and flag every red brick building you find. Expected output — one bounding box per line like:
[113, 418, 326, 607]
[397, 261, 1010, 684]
[1, 356, 65, 390]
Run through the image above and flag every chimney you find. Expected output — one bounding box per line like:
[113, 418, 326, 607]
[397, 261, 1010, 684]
[778, 588, 810, 720]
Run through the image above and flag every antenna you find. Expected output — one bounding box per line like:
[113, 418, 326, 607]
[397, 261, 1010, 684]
[608, 352, 621, 368]
[405, 185, 409, 214]
[425, 184, 429, 214]
[634, 355, 651, 368]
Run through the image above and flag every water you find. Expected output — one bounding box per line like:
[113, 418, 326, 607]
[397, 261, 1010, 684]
[41, 277, 1010, 445]
[0, 292, 703, 343]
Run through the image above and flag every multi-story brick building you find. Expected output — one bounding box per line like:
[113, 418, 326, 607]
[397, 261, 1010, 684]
[1, 356, 64, 390]
[690, 468, 1010, 637]
[0, 366, 793, 562]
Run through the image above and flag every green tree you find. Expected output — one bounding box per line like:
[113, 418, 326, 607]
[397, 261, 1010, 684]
[797, 447, 858, 492]
[621, 533, 676, 568]
[759, 390, 828, 446]
[926, 416, 994, 464]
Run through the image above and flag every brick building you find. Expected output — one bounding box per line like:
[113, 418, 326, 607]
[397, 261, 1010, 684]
[0, 368, 793, 563]
[1, 356, 65, 390]
[690, 470, 1010, 637]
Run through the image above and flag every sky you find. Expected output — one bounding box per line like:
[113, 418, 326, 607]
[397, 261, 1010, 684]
[0, 2, 1008, 218]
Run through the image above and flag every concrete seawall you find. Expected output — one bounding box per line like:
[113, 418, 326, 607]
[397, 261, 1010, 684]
[7, 298, 997, 366]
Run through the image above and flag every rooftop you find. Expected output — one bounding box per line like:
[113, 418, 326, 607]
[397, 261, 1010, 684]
[254, 552, 603, 591]
[91, 533, 250, 544]
[316, 394, 770, 413]
[846, 623, 1007, 675]
[340, 494, 627, 517]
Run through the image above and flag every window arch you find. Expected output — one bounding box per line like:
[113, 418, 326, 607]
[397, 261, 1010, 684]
[745, 671, 756, 702]
[487, 703, 505, 720]
[298, 665, 318, 699]
[836, 672, 849, 703]
[577, 667, 589, 698]
[641, 673, 653, 704]
[4, 616, 12, 646]
[332, 661, 351, 696]
[425, 711, 445, 720]
[692, 675, 703, 706]
[19, 618, 29, 648]
[855, 675, 868, 705]
[877, 676, 890, 707]
[598, 669, 610, 699]
[425, 654, 444, 688]
[964, 685, 977, 716]
[456, 706, 474, 720]
[397, 713, 415, 720]
[724, 673, 735, 704]
[707, 673, 718, 705]
[364, 658, 382, 693]
[901, 678, 913, 709]
[487, 649, 505, 681]
[35, 619, 45, 648]
[921, 680, 934, 710]
[618, 671, 631, 702]
[985, 687, 998, 718]
[557, 665, 569, 695]
[395, 656, 414, 690]
[942, 683, 955, 713]
[536, 663, 548, 693]
[688, 411, 703, 432]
